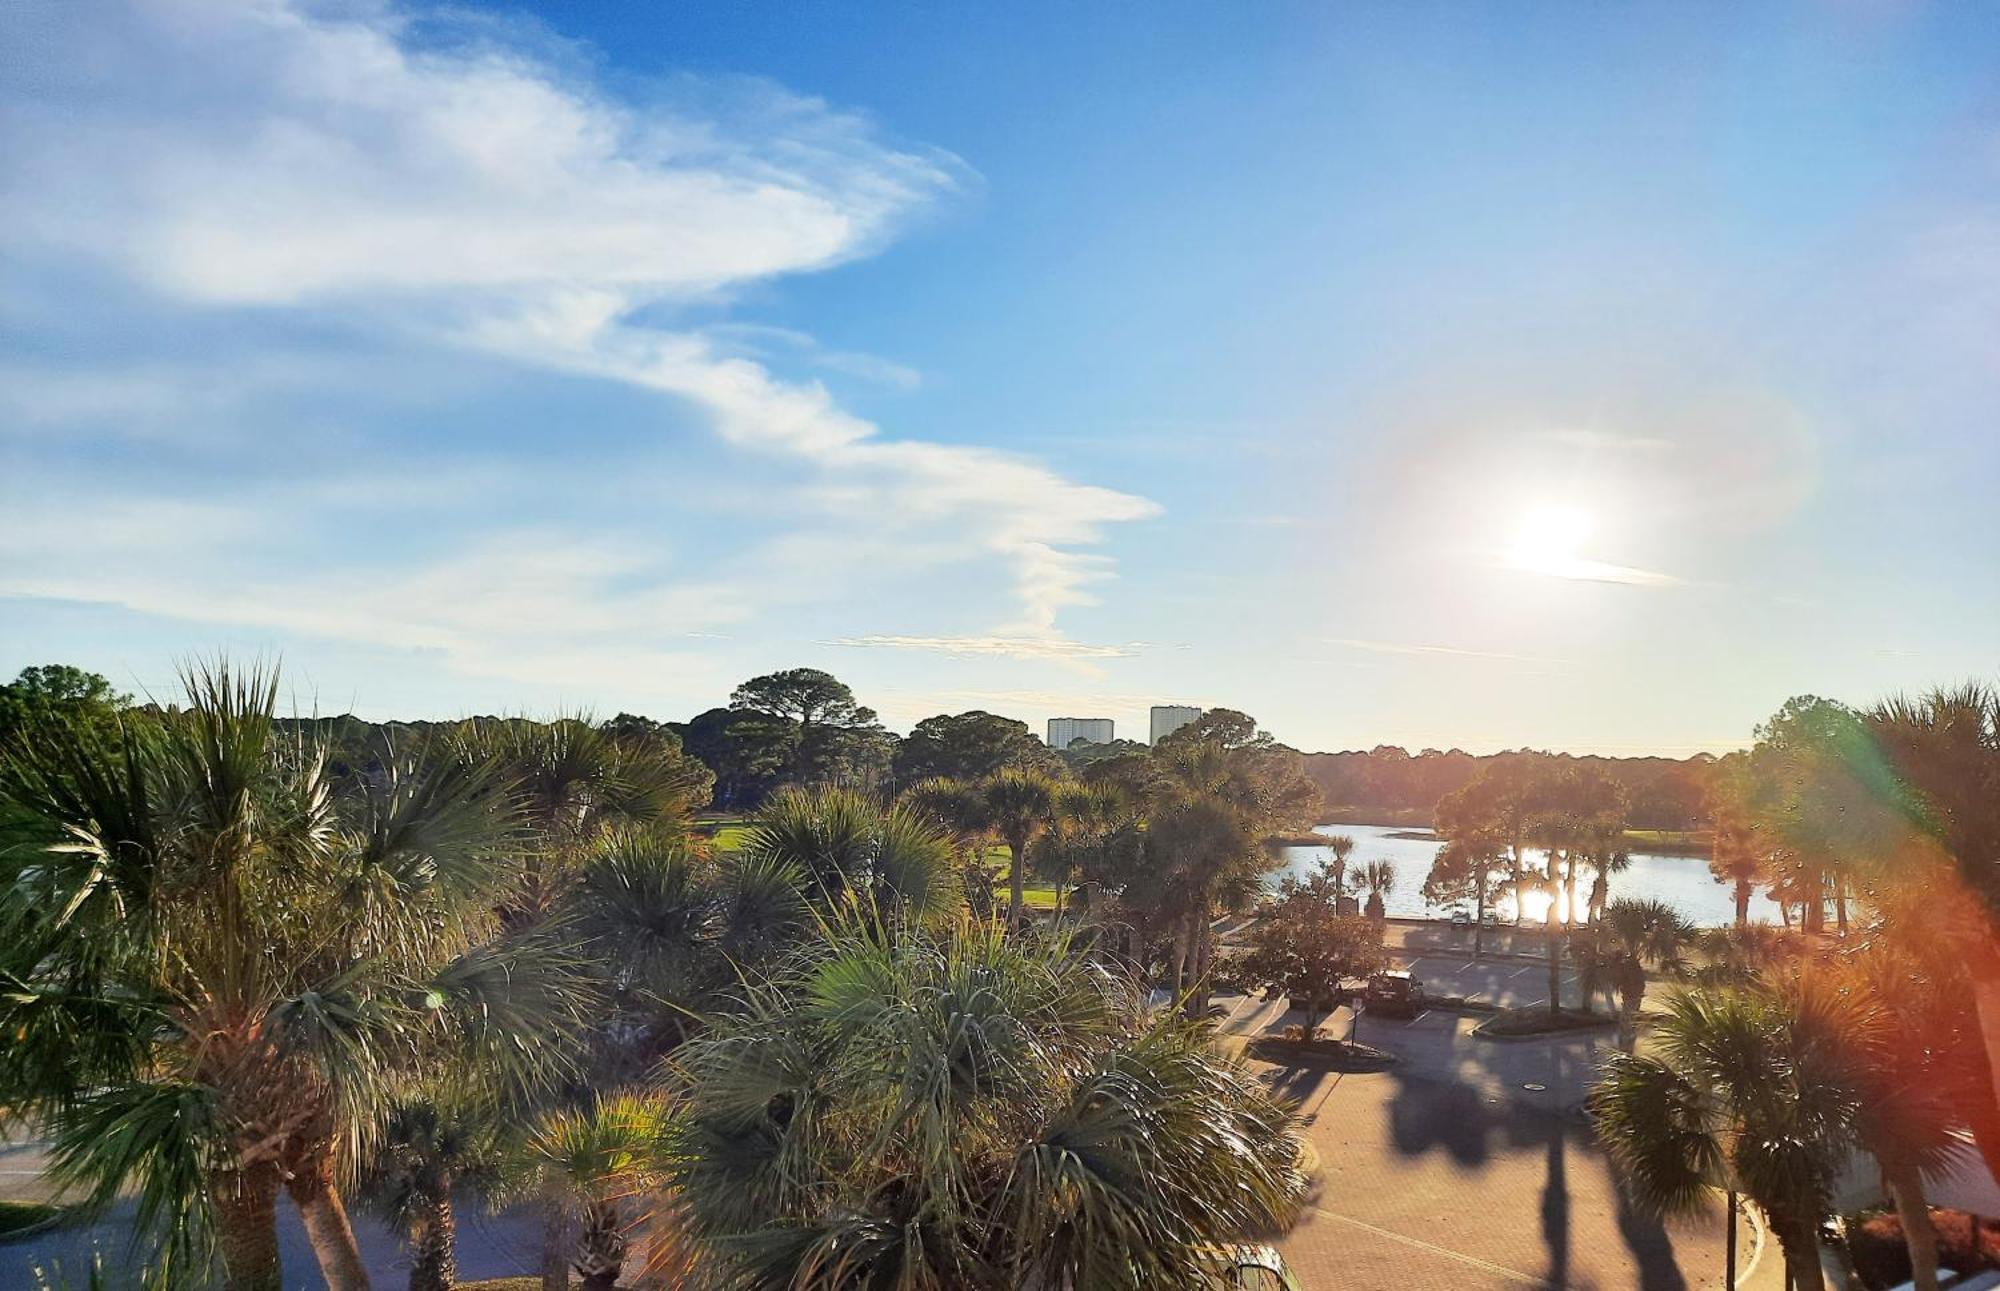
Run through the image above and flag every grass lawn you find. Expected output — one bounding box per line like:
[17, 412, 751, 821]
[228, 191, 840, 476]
[693, 814, 754, 853]
[989, 861, 1059, 911]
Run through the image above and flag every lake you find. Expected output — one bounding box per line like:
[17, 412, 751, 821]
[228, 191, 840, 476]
[1274, 823, 1779, 928]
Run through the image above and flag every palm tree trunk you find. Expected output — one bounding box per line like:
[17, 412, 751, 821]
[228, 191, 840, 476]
[1007, 840, 1026, 925]
[1545, 913, 1563, 1019]
[541, 1193, 575, 1291]
[1734, 878, 1751, 926]
[577, 1199, 627, 1291]
[1509, 842, 1525, 926]
[1972, 971, 2000, 1184]
[1883, 1160, 1939, 1291]
[213, 1168, 283, 1291]
[286, 1153, 372, 1291]
[1189, 915, 1215, 1017]
[1617, 975, 1644, 1051]
[408, 1185, 456, 1291]
[1169, 913, 1193, 998]
[1777, 1213, 1826, 1291]
[1473, 883, 1486, 961]
[1834, 878, 1849, 937]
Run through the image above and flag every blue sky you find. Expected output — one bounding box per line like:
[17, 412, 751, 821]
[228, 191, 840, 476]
[3, 1, 1995, 754]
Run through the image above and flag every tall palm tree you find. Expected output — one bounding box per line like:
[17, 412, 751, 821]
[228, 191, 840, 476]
[1836, 945, 1976, 1291]
[1586, 897, 1694, 1049]
[0, 662, 587, 1290]
[1589, 980, 1868, 1291]
[665, 915, 1306, 1289]
[1707, 814, 1766, 927]
[1525, 766, 1628, 1017]
[900, 776, 999, 917]
[1042, 782, 1134, 915]
[1359, 859, 1395, 922]
[1863, 684, 2000, 1182]
[1322, 833, 1356, 906]
[981, 768, 1057, 925]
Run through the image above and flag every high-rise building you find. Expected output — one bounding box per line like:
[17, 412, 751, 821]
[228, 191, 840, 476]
[1046, 717, 1114, 749]
[1149, 704, 1202, 744]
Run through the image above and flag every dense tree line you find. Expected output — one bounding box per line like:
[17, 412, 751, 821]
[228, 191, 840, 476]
[1305, 744, 1710, 831]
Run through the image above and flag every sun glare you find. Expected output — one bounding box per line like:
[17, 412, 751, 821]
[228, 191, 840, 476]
[1508, 502, 1593, 576]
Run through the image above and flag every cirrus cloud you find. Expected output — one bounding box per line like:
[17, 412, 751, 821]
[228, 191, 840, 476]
[0, 0, 1155, 690]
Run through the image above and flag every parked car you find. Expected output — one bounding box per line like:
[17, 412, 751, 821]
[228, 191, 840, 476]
[1363, 969, 1425, 1019]
[1449, 910, 1472, 931]
[1199, 1243, 1302, 1290]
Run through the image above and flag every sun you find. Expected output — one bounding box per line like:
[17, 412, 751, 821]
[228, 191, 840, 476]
[1508, 503, 1594, 576]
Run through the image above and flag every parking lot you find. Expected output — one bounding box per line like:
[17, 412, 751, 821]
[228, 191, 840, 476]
[1215, 946, 1775, 1290]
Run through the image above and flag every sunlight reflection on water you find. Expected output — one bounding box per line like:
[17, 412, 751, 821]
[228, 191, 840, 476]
[1277, 823, 1781, 928]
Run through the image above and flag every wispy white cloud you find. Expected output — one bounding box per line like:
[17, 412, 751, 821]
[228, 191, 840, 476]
[0, 0, 1154, 683]
[1506, 554, 1684, 587]
[826, 634, 1144, 662]
[1324, 638, 1563, 663]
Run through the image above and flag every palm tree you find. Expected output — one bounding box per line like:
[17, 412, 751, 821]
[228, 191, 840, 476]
[981, 768, 1057, 924]
[741, 784, 961, 924]
[561, 831, 807, 1076]
[665, 915, 1306, 1289]
[1589, 980, 1868, 1291]
[1587, 897, 1694, 1049]
[0, 662, 587, 1290]
[899, 776, 999, 917]
[1042, 782, 1133, 915]
[1863, 684, 2000, 1182]
[1359, 859, 1395, 922]
[461, 716, 709, 926]
[1322, 833, 1356, 907]
[513, 1092, 673, 1291]
[1690, 923, 1797, 987]
[1707, 814, 1766, 927]
[359, 1086, 508, 1291]
[1837, 945, 1977, 1291]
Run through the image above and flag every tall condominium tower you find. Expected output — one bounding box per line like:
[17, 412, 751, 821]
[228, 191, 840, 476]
[1149, 704, 1202, 744]
[1047, 717, 1115, 749]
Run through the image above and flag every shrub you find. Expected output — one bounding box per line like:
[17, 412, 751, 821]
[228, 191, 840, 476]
[1847, 1208, 2000, 1290]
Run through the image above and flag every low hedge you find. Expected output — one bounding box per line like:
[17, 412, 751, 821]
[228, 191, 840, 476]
[1473, 1006, 1614, 1039]
[1848, 1208, 2000, 1290]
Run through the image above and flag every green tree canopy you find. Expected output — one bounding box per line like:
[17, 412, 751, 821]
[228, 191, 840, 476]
[892, 709, 1056, 783]
[0, 663, 129, 748]
[1238, 861, 1388, 1037]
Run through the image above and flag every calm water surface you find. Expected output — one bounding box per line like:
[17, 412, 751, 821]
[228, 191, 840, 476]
[1275, 823, 1778, 928]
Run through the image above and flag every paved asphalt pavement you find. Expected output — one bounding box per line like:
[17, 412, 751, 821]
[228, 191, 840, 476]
[1217, 950, 1780, 1291]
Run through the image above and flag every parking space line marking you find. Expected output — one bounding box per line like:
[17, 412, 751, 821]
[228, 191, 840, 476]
[1306, 1205, 1558, 1287]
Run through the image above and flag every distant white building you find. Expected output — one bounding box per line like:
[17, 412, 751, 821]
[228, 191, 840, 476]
[1149, 704, 1202, 744]
[1047, 717, 1114, 749]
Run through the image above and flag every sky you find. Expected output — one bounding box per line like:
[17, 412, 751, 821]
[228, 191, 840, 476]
[2, 0, 1996, 756]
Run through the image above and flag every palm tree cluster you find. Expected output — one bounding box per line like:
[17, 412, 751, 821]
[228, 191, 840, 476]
[1590, 682, 2000, 1291]
[666, 915, 1307, 1289]
[0, 666, 1317, 1290]
[1430, 759, 1631, 1016]
[0, 664, 589, 1288]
